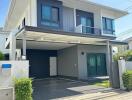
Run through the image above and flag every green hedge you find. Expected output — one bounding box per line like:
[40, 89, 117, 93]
[122, 70, 132, 91]
[0, 51, 4, 60]
[14, 78, 33, 100]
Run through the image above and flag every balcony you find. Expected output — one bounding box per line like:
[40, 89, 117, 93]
[75, 25, 101, 35]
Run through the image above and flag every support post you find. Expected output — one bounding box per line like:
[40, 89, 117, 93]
[118, 60, 126, 90]
[106, 40, 112, 85]
[9, 34, 16, 60]
[22, 34, 26, 60]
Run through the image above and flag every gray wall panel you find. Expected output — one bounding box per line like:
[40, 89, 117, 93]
[63, 7, 74, 32]
[57, 46, 78, 77]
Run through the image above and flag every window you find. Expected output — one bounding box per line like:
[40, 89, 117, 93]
[42, 6, 51, 20]
[102, 17, 115, 34]
[81, 17, 93, 33]
[52, 7, 59, 22]
[41, 5, 60, 28]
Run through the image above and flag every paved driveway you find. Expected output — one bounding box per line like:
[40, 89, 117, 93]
[33, 78, 131, 100]
[32, 78, 106, 100]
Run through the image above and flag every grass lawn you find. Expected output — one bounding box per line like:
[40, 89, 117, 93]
[94, 80, 110, 88]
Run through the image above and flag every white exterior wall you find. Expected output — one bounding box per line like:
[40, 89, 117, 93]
[128, 41, 132, 50]
[0, 34, 9, 54]
[30, 0, 37, 27]
[15, 0, 37, 30]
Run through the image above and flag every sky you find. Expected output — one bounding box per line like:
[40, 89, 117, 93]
[0, 0, 132, 35]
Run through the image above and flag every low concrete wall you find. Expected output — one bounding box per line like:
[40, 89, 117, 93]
[0, 61, 29, 100]
[0, 87, 14, 100]
[0, 61, 29, 87]
[113, 60, 132, 89]
[126, 61, 132, 70]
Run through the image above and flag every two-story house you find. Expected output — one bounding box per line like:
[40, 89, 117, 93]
[4, 0, 128, 80]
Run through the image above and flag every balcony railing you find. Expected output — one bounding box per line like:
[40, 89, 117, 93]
[75, 25, 101, 35]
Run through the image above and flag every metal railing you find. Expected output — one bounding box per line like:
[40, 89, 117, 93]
[75, 24, 101, 35]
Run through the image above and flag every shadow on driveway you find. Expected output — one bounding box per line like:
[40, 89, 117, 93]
[32, 78, 106, 100]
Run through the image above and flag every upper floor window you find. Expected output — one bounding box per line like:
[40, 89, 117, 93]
[76, 10, 94, 34]
[81, 17, 93, 33]
[102, 17, 115, 34]
[41, 5, 60, 28]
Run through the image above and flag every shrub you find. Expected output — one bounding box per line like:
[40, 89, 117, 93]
[113, 50, 132, 61]
[14, 78, 33, 100]
[122, 70, 132, 91]
[0, 51, 4, 60]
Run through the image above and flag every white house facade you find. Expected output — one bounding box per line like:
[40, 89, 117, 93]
[3, 0, 128, 80]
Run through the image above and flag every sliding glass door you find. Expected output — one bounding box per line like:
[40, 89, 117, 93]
[87, 53, 107, 77]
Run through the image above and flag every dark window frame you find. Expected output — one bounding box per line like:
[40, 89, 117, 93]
[76, 9, 94, 34]
[22, 18, 26, 27]
[40, 4, 60, 28]
[102, 17, 115, 34]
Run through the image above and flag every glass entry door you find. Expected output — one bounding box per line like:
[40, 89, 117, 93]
[87, 53, 107, 77]
[81, 17, 93, 33]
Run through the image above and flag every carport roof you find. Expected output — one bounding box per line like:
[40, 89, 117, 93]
[16, 26, 116, 40]
[14, 26, 128, 47]
[5, 26, 127, 50]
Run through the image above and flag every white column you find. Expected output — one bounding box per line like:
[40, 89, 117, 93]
[9, 34, 16, 60]
[118, 60, 126, 90]
[22, 34, 27, 59]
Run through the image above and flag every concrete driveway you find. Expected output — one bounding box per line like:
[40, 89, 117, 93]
[32, 78, 107, 100]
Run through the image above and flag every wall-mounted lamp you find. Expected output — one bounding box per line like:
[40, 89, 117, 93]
[81, 52, 84, 55]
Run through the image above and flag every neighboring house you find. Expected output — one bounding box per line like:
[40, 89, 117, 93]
[117, 29, 132, 52]
[4, 0, 128, 80]
[0, 27, 9, 59]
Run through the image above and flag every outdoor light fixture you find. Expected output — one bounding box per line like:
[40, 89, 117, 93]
[81, 52, 84, 55]
[119, 56, 124, 60]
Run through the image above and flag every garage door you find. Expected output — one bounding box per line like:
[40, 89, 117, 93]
[26, 49, 57, 79]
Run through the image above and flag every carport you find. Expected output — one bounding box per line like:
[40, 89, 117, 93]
[6, 26, 117, 80]
[6, 26, 113, 78]
[15, 39, 76, 79]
